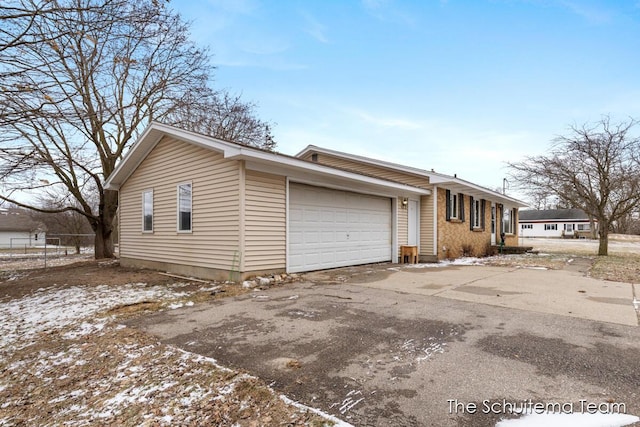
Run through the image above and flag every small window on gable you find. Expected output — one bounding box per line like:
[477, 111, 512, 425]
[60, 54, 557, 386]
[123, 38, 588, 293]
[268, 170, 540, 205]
[178, 183, 192, 232]
[143, 190, 153, 232]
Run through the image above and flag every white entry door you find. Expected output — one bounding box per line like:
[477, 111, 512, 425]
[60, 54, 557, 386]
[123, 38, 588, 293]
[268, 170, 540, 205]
[288, 183, 392, 273]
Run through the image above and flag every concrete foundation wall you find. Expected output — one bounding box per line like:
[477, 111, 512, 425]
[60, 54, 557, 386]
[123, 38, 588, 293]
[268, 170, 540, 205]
[120, 257, 286, 282]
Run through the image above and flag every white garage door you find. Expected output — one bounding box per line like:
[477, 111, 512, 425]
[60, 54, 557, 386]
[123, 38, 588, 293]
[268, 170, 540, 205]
[288, 183, 392, 273]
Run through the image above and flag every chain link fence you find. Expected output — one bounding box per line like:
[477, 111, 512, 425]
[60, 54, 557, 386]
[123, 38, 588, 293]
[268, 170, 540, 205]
[0, 234, 96, 269]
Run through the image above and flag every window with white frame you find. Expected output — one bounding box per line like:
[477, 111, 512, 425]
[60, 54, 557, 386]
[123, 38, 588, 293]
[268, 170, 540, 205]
[521, 224, 533, 229]
[449, 191, 458, 219]
[544, 224, 558, 231]
[178, 183, 192, 232]
[473, 198, 481, 228]
[564, 224, 574, 232]
[142, 190, 153, 232]
[577, 224, 590, 231]
[502, 207, 515, 234]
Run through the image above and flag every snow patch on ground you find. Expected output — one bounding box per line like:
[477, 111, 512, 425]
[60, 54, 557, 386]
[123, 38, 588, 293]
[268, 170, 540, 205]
[0, 283, 192, 352]
[496, 412, 640, 427]
[280, 395, 355, 427]
[405, 257, 486, 268]
[0, 281, 350, 426]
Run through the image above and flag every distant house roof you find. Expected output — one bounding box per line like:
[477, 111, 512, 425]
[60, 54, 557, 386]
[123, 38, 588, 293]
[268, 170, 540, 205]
[519, 209, 591, 222]
[0, 208, 46, 232]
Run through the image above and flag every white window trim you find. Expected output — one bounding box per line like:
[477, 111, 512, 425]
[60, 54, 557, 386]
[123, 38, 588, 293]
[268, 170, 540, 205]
[142, 189, 154, 233]
[473, 199, 481, 228]
[177, 181, 193, 233]
[502, 207, 516, 235]
[449, 192, 458, 219]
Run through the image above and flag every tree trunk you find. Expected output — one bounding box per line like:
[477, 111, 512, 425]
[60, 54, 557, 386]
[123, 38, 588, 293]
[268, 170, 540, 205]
[93, 190, 119, 259]
[597, 221, 608, 256]
[94, 222, 114, 258]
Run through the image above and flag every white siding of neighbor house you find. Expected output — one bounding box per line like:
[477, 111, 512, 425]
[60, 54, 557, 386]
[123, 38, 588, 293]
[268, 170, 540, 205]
[0, 231, 45, 248]
[244, 169, 286, 271]
[119, 136, 241, 271]
[520, 221, 591, 238]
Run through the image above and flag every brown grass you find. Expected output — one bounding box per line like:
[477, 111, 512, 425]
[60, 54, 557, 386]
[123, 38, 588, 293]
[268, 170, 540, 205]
[590, 253, 640, 284]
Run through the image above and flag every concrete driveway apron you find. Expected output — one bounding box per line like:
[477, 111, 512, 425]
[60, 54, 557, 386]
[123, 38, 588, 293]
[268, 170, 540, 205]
[128, 265, 640, 426]
[356, 264, 639, 327]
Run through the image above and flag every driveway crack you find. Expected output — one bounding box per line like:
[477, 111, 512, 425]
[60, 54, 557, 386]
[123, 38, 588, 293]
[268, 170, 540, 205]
[431, 268, 520, 297]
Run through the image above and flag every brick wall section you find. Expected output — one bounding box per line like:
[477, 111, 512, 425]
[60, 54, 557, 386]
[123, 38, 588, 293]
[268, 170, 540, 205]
[436, 188, 492, 259]
[436, 188, 521, 259]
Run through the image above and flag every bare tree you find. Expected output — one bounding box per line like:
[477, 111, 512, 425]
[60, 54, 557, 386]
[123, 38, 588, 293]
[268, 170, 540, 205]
[0, 0, 269, 258]
[509, 116, 640, 255]
[31, 191, 95, 253]
[164, 89, 277, 150]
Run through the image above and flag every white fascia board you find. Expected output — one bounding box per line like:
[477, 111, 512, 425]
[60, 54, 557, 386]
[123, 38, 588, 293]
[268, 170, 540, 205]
[243, 159, 430, 197]
[297, 145, 528, 207]
[430, 176, 528, 208]
[296, 145, 431, 178]
[105, 125, 164, 190]
[105, 122, 241, 190]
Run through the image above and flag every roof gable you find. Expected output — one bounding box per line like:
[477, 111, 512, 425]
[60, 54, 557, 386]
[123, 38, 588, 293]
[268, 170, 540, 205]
[105, 123, 431, 197]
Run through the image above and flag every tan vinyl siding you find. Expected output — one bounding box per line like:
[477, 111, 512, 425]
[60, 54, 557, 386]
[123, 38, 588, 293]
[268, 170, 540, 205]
[306, 153, 430, 189]
[119, 136, 240, 270]
[420, 194, 435, 256]
[244, 170, 286, 271]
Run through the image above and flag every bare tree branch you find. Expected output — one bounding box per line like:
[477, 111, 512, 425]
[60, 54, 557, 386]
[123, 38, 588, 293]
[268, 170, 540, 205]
[0, 0, 215, 257]
[509, 116, 640, 255]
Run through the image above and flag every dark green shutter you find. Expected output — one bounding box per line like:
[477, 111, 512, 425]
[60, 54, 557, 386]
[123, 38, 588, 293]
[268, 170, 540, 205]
[445, 189, 451, 221]
[481, 199, 486, 230]
[459, 193, 465, 222]
[469, 196, 475, 230]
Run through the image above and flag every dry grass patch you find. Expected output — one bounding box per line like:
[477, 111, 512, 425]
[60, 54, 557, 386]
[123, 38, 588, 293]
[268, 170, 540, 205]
[0, 325, 330, 426]
[483, 253, 573, 270]
[590, 254, 640, 284]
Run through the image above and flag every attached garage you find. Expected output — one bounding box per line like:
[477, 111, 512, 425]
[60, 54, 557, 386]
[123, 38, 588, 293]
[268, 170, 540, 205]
[288, 183, 392, 273]
[106, 123, 432, 280]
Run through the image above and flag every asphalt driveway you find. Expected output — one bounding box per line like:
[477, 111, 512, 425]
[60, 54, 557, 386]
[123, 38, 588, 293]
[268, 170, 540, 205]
[128, 265, 640, 426]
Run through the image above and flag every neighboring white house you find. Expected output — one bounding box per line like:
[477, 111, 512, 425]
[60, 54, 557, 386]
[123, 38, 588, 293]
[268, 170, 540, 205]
[0, 208, 47, 248]
[519, 209, 596, 238]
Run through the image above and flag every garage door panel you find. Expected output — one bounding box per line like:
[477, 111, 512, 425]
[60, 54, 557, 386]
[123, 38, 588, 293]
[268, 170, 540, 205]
[288, 183, 392, 273]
